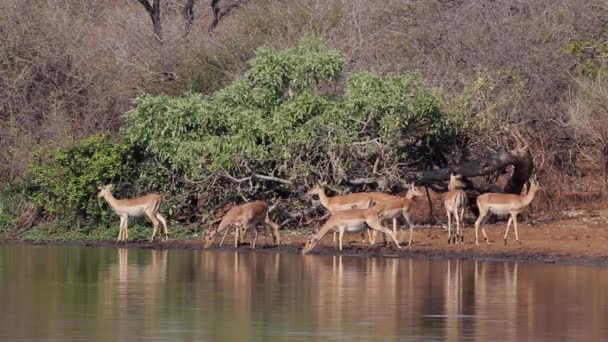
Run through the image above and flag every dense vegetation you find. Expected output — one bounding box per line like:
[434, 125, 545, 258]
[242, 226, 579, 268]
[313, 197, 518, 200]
[1, 0, 608, 239]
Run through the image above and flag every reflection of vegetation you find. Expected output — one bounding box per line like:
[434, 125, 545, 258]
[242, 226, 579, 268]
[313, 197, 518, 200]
[1, 248, 608, 340]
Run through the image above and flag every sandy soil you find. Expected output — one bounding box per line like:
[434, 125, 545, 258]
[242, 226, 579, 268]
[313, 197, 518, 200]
[6, 216, 608, 266]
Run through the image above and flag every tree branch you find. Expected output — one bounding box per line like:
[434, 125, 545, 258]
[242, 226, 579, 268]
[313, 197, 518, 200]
[182, 0, 196, 35]
[208, 0, 247, 32]
[136, 0, 162, 40]
[222, 173, 292, 185]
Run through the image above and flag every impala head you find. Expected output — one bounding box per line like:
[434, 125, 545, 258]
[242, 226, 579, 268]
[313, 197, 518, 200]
[529, 176, 542, 191]
[301, 235, 320, 255]
[448, 173, 465, 190]
[203, 229, 217, 248]
[97, 184, 113, 198]
[307, 183, 325, 198]
[405, 183, 424, 199]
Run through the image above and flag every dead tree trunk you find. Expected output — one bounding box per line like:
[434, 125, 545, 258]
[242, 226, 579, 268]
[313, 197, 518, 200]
[137, 0, 162, 40]
[407, 143, 533, 195]
[182, 0, 196, 35]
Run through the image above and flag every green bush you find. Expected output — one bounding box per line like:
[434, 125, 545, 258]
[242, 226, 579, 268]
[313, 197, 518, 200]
[29, 133, 133, 221]
[125, 36, 464, 214]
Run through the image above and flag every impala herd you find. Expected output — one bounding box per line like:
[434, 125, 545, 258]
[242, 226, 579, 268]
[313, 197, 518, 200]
[97, 174, 542, 254]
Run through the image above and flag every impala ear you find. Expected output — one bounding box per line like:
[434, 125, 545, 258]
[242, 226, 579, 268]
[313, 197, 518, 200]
[97, 186, 102, 190]
[108, 184, 114, 190]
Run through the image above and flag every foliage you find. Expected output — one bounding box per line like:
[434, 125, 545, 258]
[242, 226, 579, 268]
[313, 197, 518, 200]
[563, 37, 608, 79]
[29, 133, 133, 221]
[125, 36, 464, 212]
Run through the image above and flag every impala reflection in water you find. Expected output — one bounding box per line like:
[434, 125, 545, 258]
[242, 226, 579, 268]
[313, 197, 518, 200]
[0, 245, 607, 341]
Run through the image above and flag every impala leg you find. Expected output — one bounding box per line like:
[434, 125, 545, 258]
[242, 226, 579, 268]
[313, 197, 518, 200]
[369, 223, 401, 249]
[513, 213, 522, 244]
[459, 205, 466, 244]
[447, 210, 453, 244]
[338, 228, 345, 251]
[218, 227, 230, 247]
[251, 225, 259, 250]
[474, 211, 487, 246]
[403, 213, 414, 247]
[454, 208, 461, 244]
[146, 210, 159, 242]
[234, 225, 239, 248]
[504, 216, 513, 245]
[156, 213, 168, 241]
[117, 217, 125, 243]
[481, 214, 490, 245]
[333, 232, 337, 243]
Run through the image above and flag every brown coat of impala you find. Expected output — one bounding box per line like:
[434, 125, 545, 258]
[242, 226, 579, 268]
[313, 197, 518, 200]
[444, 174, 467, 244]
[97, 184, 168, 243]
[301, 206, 402, 254]
[370, 184, 424, 247]
[307, 184, 399, 243]
[203, 200, 280, 249]
[474, 179, 541, 245]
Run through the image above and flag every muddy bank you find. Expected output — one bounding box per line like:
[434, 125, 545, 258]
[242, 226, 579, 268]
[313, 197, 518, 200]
[3, 217, 608, 266]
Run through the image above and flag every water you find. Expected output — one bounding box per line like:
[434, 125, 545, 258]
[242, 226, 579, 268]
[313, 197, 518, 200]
[0, 245, 607, 341]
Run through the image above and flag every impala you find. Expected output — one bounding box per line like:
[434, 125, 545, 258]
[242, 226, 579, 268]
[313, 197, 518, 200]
[444, 173, 467, 244]
[203, 200, 280, 249]
[370, 184, 424, 246]
[307, 184, 398, 243]
[97, 184, 168, 243]
[474, 178, 541, 245]
[301, 206, 402, 254]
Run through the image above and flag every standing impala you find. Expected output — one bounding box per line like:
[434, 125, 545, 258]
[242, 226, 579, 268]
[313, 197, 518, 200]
[301, 206, 402, 254]
[307, 184, 398, 243]
[203, 200, 280, 249]
[474, 178, 541, 245]
[370, 184, 424, 247]
[97, 184, 168, 243]
[444, 174, 467, 244]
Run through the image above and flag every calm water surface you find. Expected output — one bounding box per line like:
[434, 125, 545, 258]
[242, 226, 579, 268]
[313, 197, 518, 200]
[0, 245, 607, 341]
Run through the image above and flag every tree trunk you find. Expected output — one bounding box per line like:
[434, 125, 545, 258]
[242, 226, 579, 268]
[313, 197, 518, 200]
[182, 0, 196, 35]
[137, 0, 162, 40]
[406, 144, 534, 195]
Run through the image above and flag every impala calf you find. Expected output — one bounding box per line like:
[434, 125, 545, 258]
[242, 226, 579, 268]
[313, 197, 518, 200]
[204, 201, 280, 249]
[97, 185, 168, 243]
[444, 174, 467, 244]
[301, 207, 402, 254]
[474, 178, 541, 245]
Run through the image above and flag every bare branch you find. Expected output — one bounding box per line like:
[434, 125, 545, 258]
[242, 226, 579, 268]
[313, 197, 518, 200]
[136, 0, 162, 40]
[222, 173, 292, 186]
[208, 0, 248, 32]
[182, 0, 196, 35]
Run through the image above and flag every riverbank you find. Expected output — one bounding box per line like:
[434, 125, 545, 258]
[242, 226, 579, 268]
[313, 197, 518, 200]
[3, 216, 608, 266]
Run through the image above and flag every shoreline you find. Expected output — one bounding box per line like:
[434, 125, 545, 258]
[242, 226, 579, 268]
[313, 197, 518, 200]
[3, 217, 608, 267]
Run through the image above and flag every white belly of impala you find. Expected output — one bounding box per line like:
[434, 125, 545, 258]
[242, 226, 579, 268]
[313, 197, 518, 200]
[488, 204, 513, 216]
[342, 220, 368, 233]
[124, 205, 148, 217]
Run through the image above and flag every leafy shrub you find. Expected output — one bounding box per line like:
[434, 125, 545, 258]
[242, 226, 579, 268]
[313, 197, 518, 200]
[125, 36, 464, 217]
[29, 133, 133, 220]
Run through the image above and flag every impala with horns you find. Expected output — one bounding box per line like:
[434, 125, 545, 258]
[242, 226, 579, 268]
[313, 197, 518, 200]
[474, 177, 542, 245]
[307, 183, 399, 243]
[369, 183, 424, 246]
[444, 173, 467, 244]
[301, 206, 402, 254]
[204, 201, 280, 249]
[97, 184, 168, 243]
